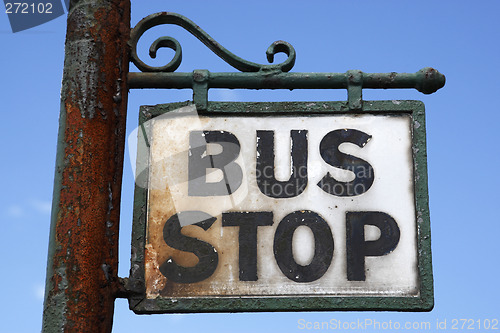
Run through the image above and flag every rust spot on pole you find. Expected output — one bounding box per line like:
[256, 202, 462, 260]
[42, 1, 130, 332]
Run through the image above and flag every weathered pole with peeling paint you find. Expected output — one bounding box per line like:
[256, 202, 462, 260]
[42, 0, 130, 332]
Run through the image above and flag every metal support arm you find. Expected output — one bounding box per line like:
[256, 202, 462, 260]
[129, 68, 444, 92]
[128, 68, 445, 110]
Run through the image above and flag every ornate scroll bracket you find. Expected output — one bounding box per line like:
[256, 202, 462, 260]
[129, 12, 296, 73]
[128, 13, 445, 111]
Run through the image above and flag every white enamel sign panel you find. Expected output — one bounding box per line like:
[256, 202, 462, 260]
[135, 103, 423, 303]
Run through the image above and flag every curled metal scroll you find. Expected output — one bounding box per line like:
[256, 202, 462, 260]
[129, 12, 296, 73]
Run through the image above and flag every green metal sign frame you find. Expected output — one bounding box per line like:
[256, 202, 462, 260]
[128, 99, 433, 313]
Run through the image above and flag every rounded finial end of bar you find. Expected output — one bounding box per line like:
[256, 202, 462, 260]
[416, 67, 446, 94]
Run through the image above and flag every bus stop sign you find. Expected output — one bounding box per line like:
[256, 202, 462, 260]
[128, 100, 433, 312]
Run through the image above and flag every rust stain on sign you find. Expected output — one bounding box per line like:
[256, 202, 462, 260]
[145, 244, 167, 298]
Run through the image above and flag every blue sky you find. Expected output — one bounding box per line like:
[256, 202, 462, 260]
[1, 1, 499, 332]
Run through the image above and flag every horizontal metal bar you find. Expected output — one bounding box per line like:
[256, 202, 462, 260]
[128, 67, 445, 94]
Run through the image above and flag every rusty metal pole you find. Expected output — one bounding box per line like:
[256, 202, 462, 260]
[42, 0, 130, 332]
